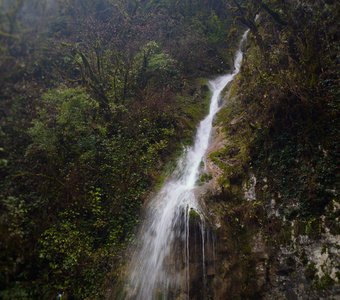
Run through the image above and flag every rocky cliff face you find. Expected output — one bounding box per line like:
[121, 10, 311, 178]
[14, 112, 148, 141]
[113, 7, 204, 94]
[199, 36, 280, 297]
[195, 3, 340, 298]
[198, 63, 339, 300]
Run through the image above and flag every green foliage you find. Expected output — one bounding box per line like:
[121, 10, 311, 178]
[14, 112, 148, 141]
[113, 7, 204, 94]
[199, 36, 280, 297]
[1, 196, 27, 239]
[39, 221, 92, 277]
[0, 0, 247, 297]
[28, 87, 100, 158]
[132, 41, 179, 89]
[207, 12, 226, 45]
[226, 0, 339, 218]
[1, 284, 30, 300]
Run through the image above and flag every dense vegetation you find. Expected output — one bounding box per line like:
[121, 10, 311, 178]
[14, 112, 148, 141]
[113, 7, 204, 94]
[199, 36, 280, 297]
[1, 0, 338, 299]
[208, 0, 339, 298]
[216, 0, 338, 217]
[0, 0, 244, 298]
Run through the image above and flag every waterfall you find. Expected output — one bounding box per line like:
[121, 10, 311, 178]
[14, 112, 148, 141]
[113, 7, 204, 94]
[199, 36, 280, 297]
[124, 31, 249, 300]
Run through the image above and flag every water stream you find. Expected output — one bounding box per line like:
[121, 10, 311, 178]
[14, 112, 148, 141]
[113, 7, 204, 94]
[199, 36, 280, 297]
[125, 31, 248, 300]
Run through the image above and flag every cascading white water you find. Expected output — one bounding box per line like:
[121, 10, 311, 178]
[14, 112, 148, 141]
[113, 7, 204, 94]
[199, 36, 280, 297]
[125, 31, 249, 300]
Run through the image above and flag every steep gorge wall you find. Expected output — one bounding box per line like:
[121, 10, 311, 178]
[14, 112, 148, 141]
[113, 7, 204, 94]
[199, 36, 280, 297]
[199, 5, 339, 299]
[203, 90, 339, 299]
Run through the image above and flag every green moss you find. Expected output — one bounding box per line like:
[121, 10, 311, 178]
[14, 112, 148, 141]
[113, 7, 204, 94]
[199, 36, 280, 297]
[177, 78, 211, 145]
[154, 146, 183, 190]
[189, 208, 201, 221]
[198, 172, 213, 185]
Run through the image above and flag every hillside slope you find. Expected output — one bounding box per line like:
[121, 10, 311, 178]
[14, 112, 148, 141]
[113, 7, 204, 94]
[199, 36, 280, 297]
[205, 1, 339, 299]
